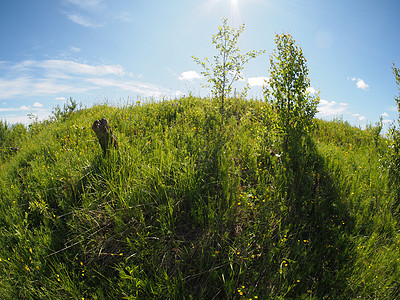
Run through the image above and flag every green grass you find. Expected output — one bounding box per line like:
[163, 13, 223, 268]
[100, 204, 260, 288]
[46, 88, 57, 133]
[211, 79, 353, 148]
[0, 96, 399, 299]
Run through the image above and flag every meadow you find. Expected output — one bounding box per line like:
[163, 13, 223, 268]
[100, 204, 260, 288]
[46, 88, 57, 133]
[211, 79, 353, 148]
[0, 95, 399, 299]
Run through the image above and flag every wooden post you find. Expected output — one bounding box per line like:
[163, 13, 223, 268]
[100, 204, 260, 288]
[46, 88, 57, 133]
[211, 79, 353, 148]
[92, 118, 119, 155]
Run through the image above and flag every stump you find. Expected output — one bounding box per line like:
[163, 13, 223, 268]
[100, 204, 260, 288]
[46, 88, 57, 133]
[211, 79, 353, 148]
[92, 118, 119, 155]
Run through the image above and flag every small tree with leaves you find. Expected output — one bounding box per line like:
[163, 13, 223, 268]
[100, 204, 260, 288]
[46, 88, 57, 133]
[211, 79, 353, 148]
[193, 18, 265, 118]
[264, 33, 320, 218]
[389, 64, 400, 209]
[264, 33, 319, 154]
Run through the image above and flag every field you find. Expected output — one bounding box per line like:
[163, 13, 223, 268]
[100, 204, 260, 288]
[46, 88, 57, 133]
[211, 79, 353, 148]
[0, 96, 399, 299]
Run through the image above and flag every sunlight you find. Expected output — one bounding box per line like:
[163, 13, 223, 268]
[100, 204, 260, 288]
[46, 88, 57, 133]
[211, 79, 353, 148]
[230, 0, 241, 24]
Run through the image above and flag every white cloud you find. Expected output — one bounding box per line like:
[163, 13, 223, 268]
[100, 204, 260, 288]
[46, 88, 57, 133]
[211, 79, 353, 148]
[381, 112, 389, 117]
[356, 79, 369, 90]
[248, 77, 269, 87]
[33, 102, 43, 108]
[0, 76, 95, 100]
[178, 71, 202, 82]
[306, 86, 317, 94]
[317, 99, 349, 117]
[114, 12, 132, 23]
[0, 77, 30, 99]
[0, 105, 44, 113]
[352, 113, 366, 121]
[0, 107, 23, 112]
[70, 46, 81, 53]
[67, 14, 101, 28]
[349, 77, 369, 90]
[63, 0, 131, 28]
[0, 110, 50, 125]
[67, 0, 105, 10]
[0, 59, 178, 104]
[86, 78, 179, 97]
[14, 60, 126, 77]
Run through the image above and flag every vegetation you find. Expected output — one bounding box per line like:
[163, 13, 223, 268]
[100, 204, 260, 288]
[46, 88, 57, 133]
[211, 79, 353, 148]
[1, 21, 400, 299]
[265, 33, 319, 153]
[193, 17, 264, 119]
[389, 64, 400, 211]
[0, 95, 399, 299]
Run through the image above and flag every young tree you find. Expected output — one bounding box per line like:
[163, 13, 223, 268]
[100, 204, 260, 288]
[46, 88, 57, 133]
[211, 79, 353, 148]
[389, 64, 400, 207]
[193, 18, 265, 118]
[264, 33, 319, 153]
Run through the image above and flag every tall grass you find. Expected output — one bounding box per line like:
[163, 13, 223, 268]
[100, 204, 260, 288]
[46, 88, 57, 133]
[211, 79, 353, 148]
[0, 97, 399, 299]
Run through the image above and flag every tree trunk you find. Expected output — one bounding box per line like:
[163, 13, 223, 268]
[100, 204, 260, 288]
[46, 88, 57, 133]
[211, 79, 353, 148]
[92, 118, 118, 155]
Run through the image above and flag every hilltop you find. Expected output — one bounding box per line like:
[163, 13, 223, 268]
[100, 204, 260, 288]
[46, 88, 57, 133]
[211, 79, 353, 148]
[0, 96, 399, 299]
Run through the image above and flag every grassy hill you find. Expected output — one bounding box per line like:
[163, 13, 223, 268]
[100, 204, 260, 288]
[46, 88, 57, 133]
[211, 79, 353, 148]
[0, 96, 399, 299]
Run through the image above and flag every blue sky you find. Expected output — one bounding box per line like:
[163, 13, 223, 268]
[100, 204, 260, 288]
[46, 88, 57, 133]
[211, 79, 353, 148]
[0, 0, 399, 130]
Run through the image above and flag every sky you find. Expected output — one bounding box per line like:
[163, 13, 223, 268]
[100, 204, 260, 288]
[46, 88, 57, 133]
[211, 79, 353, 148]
[0, 0, 399, 131]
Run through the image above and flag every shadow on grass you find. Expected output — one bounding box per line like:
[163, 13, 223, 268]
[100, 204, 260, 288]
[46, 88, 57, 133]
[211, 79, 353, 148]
[247, 137, 356, 299]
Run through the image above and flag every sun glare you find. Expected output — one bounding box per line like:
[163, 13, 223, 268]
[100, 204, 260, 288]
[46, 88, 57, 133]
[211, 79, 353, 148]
[229, 0, 242, 24]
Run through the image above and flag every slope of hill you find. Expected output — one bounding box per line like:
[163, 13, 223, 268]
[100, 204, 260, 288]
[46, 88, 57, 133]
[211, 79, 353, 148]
[0, 96, 399, 299]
